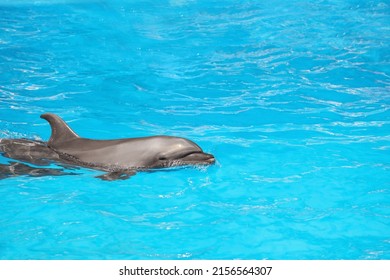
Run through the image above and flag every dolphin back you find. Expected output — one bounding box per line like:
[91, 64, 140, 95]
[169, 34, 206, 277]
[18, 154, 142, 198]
[40, 113, 80, 148]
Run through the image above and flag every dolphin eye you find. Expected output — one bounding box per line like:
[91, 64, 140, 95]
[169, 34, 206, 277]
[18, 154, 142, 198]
[159, 156, 167, 161]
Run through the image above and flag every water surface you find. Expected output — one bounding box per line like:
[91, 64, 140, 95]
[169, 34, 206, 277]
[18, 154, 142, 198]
[0, 0, 389, 259]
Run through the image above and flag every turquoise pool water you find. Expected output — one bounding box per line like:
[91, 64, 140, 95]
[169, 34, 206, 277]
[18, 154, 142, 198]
[0, 0, 389, 259]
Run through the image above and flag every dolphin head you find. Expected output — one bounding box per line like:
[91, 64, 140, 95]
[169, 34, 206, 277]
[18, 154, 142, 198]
[148, 136, 215, 168]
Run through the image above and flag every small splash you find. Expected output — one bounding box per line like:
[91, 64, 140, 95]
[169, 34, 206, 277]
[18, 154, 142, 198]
[25, 84, 42, 91]
[177, 252, 192, 258]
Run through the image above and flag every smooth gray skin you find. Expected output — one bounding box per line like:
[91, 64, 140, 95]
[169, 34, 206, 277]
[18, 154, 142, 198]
[0, 114, 215, 180]
[41, 113, 214, 179]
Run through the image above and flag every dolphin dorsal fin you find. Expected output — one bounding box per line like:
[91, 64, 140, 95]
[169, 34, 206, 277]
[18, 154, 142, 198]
[40, 113, 80, 147]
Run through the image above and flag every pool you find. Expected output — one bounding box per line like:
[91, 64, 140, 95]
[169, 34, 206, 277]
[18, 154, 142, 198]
[0, 0, 389, 259]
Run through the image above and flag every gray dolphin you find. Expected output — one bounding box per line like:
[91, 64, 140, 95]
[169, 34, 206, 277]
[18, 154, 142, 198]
[0, 113, 215, 180]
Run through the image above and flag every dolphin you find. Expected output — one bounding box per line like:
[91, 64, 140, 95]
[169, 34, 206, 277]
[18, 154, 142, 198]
[0, 113, 215, 180]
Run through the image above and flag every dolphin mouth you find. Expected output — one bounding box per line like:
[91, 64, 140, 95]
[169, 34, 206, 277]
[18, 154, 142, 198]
[178, 151, 215, 165]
